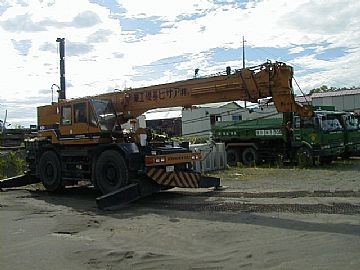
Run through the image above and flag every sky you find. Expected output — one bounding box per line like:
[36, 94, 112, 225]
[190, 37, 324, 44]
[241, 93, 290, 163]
[0, 0, 359, 127]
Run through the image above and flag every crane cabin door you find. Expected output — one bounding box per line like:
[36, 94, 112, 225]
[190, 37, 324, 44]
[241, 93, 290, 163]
[59, 101, 100, 145]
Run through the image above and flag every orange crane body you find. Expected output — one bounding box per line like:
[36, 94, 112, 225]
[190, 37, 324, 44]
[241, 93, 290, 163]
[19, 61, 313, 208]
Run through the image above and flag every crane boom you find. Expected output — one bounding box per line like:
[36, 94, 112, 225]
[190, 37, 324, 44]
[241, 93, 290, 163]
[37, 61, 313, 146]
[98, 61, 312, 122]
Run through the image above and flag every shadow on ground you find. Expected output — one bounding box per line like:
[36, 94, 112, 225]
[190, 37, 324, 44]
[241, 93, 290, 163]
[10, 185, 359, 238]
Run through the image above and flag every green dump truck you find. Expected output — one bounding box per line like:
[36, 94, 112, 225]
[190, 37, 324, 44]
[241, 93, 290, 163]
[213, 111, 345, 166]
[305, 107, 360, 158]
[334, 112, 360, 158]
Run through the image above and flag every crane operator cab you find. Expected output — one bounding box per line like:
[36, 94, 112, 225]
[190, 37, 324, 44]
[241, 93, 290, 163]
[38, 98, 125, 145]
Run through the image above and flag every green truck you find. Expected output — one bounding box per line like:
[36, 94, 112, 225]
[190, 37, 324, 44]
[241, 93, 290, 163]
[213, 111, 346, 166]
[333, 112, 360, 158]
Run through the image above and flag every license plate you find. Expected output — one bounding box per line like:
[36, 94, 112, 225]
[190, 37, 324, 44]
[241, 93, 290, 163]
[166, 166, 174, 172]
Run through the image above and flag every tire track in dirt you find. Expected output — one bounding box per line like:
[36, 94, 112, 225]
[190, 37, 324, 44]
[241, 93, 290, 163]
[137, 190, 360, 214]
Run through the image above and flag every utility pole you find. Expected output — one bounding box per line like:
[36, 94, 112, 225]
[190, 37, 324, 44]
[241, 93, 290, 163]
[242, 36, 247, 108]
[1, 110, 7, 146]
[242, 36, 245, 69]
[3, 110, 7, 132]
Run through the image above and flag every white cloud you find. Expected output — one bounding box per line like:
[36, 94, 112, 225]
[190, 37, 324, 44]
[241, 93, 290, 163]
[289, 46, 305, 54]
[1, 0, 360, 126]
[118, 0, 215, 20]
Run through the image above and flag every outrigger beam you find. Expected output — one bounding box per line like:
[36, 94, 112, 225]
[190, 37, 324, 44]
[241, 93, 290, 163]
[0, 174, 40, 190]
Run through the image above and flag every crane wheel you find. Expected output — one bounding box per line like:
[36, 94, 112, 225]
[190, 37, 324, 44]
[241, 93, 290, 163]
[38, 151, 63, 192]
[226, 148, 240, 166]
[94, 150, 129, 195]
[241, 147, 259, 166]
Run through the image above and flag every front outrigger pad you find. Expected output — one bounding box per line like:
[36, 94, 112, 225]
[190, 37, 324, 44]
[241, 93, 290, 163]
[0, 174, 40, 190]
[96, 178, 163, 210]
[96, 183, 142, 210]
[198, 176, 221, 188]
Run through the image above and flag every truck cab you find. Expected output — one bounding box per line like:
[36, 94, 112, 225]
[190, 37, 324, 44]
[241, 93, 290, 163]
[292, 111, 345, 164]
[338, 112, 360, 157]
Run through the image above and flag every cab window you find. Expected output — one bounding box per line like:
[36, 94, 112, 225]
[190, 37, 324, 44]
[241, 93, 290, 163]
[61, 106, 72, 125]
[89, 105, 98, 127]
[74, 103, 87, 123]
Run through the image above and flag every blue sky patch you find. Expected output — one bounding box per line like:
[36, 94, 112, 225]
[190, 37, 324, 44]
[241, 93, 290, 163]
[212, 0, 249, 9]
[120, 16, 166, 38]
[210, 47, 243, 63]
[175, 13, 206, 22]
[132, 56, 188, 82]
[315, 47, 347, 61]
[11, 39, 32, 56]
[0, 1, 9, 15]
[209, 46, 295, 66]
[247, 46, 294, 62]
[89, 0, 125, 14]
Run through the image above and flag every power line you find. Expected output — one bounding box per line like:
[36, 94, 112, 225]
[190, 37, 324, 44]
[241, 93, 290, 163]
[293, 77, 311, 106]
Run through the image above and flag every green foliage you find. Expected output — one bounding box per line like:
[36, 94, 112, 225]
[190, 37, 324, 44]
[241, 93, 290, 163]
[309, 85, 360, 95]
[0, 151, 26, 180]
[309, 85, 337, 95]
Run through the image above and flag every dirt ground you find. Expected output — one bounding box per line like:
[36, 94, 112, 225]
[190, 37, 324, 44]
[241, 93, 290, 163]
[1, 159, 359, 270]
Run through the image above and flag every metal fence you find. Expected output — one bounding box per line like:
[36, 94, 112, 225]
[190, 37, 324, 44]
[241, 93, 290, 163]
[190, 142, 226, 173]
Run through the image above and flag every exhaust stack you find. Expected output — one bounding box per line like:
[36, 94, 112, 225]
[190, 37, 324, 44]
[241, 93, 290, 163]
[56, 38, 66, 100]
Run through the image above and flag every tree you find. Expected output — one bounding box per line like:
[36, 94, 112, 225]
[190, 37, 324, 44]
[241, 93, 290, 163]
[309, 85, 337, 95]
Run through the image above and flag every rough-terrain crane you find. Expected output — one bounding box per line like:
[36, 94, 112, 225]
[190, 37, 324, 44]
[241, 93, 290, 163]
[0, 40, 313, 209]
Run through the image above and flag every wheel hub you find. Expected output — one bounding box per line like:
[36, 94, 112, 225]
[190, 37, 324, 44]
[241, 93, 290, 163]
[105, 165, 117, 185]
[45, 163, 54, 178]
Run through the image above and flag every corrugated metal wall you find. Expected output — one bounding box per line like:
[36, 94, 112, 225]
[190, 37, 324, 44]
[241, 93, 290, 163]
[190, 143, 226, 173]
[312, 94, 360, 111]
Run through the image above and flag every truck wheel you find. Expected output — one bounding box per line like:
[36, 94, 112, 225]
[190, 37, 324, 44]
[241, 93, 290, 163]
[295, 147, 313, 167]
[226, 148, 240, 166]
[94, 150, 128, 195]
[242, 147, 258, 166]
[39, 151, 63, 192]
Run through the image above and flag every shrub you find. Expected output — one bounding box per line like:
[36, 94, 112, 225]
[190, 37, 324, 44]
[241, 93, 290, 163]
[0, 151, 26, 179]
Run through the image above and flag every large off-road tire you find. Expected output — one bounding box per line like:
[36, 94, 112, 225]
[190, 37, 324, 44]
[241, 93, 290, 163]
[226, 148, 240, 166]
[295, 147, 314, 167]
[38, 151, 63, 192]
[94, 150, 128, 195]
[241, 147, 259, 166]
